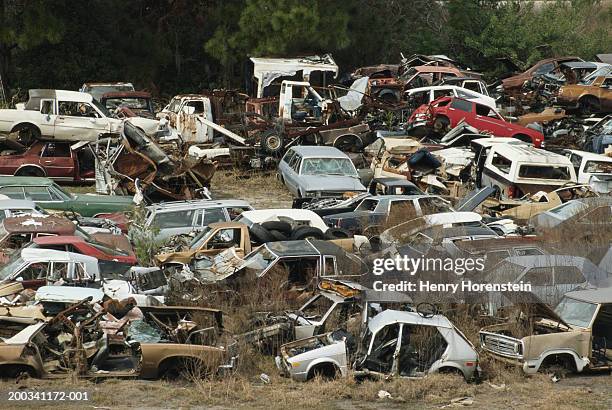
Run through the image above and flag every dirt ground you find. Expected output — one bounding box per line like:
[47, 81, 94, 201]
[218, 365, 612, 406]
[9, 173, 610, 409]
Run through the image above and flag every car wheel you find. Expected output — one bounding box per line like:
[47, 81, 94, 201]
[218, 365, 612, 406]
[249, 223, 275, 244]
[261, 130, 284, 155]
[261, 221, 292, 234]
[15, 167, 45, 177]
[324, 227, 352, 239]
[579, 96, 600, 116]
[433, 116, 450, 135]
[13, 124, 41, 145]
[290, 226, 325, 240]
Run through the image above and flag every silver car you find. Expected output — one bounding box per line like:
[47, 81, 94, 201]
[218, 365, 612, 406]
[276, 309, 479, 381]
[145, 199, 253, 241]
[277, 146, 366, 198]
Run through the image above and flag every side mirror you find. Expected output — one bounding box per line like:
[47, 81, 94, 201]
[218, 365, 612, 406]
[182, 105, 195, 115]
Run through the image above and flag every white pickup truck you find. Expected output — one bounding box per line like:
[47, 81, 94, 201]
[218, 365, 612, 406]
[0, 89, 164, 143]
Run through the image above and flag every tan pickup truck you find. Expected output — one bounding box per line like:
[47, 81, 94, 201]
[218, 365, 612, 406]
[155, 221, 364, 267]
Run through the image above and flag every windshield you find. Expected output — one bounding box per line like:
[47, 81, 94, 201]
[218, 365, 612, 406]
[104, 97, 149, 111]
[190, 226, 214, 249]
[0, 251, 25, 280]
[584, 160, 612, 174]
[240, 246, 278, 276]
[91, 98, 112, 118]
[548, 200, 589, 220]
[167, 97, 181, 113]
[87, 85, 134, 101]
[300, 158, 357, 177]
[554, 297, 598, 328]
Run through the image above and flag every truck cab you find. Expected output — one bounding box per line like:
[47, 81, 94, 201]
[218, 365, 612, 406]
[158, 95, 214, 143]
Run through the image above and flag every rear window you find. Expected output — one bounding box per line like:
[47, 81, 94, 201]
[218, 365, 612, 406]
[518, 165, 571, 180]
[152, 210, 196, 229]
[450, 98, 472, 112]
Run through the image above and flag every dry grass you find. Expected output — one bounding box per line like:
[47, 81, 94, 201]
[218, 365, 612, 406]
[211, 172, 293, 209]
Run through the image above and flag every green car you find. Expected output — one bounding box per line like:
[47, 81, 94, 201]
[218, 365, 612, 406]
[0, 176, 134, 217]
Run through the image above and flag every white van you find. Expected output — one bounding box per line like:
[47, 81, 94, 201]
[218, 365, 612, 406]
[564, 149, 612, 194]
[481, 145, 577, 198]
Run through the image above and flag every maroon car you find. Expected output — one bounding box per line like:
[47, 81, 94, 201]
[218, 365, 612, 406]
[0, 140, 95, 182]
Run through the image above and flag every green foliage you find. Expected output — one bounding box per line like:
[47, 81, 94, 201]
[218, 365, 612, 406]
[0, 0, 609, 95]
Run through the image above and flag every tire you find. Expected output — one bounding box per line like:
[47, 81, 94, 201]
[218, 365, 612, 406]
[324, 227, 352, 239]
[578, 96, 600, 116]
[268, 229, 288, 241]
[433, 116, 450, 135]
[261, 130, 284, 154]
[261, 221, 292, 234]
[290, 226, 325, 240]
[12, 124, 41, 145]
[15, 166, 45, 177]
[249, 223, 275, 244]
[334, 135, 363, 153]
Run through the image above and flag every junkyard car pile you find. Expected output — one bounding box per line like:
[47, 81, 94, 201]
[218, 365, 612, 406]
[0, 52, 610, 383]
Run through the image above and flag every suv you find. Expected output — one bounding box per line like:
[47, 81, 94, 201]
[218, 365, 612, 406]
[408, 96, 544, 147]
[480, 289, 612, 374]
[144, 199, 253, 241]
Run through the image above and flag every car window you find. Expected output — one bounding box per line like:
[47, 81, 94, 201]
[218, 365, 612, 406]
[24, 186, 53, 201]
[523, 267, 554, 285]
[152, 209, 197, 229]
[282, 150, 296, 164]
[534, 62, 554, 75]
[555, 266, 586, 284]
[40, 100, 54, 114]
[289, 154, 301, 172]
[201, 207, 227, 226]
[323, 256, 337, 276]
[0, 186, 25, 199]
[462, 82, 480, 93]
[185, 100, 205, 114]
[584, 160, 612, 173]
[58, 101, 99, 118]
[418, 197, 452, 215]
[518, 165, 571, 180]
[18, 262, 50, 281]
[388, 200, 418, 221]
[355, 198, 378, 212]
[491, 153, 512, 173]
[450, 98, 472, 112]
[207, 228, 241, 249]
[433, 89, 453, 99]
[475, 103, 494, 116]
[602, 77, 612, 88]
[42, 143, 71, 158]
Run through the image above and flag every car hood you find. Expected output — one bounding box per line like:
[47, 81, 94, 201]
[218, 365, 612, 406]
[300, 175, 366, 192]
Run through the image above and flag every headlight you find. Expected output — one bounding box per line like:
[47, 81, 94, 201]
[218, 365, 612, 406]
[303, 191, 317, 198]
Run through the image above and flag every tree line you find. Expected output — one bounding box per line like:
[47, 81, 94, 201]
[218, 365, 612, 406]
[0, 0, 609, 99]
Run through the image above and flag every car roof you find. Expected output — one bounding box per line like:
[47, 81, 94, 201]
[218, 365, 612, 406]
[368, 309, 452, 333]
[33, 235, 85, 246]
[490, 145, 571, 164]
[28, 89, 93, 103]
[0, 176, 54, 187]
[20, 248, 97, 264]
[565, 150, 612, 162]
[2, 215, 75, 235]
[564, 288, 612, 304]
[0, 199, 37, 210]
[147, 199, 251, 212]
[288, 146, 348, 158]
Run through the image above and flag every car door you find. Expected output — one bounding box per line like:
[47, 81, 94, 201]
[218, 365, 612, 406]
[474, 103, 510, 136]
[362, 323, 400, 374]
[55, 101, 108, 140]
[39, 142, 75, 180]
[38, 99, 57, 137]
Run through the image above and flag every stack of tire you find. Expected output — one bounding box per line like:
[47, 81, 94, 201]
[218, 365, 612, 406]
[248, 221, 352, 243]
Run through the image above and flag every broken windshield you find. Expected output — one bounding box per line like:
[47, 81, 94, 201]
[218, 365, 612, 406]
[300, 158, 358, 177]
[554, 296, 597, 328]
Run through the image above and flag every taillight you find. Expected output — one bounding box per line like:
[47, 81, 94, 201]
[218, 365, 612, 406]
[507, 185, 517, 198]
[465, 361, 476, 367]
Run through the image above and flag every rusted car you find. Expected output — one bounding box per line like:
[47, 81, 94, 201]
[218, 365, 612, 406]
[0, 214, 75, 255]
[0, 302, 237, 379]
[501, 57, 583, 95]
[556, 76, 612, 114]
[480, 289, 612, 374]
[0, 140, 95, 181]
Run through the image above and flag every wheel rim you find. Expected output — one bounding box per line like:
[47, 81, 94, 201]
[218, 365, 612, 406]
[266, 135, 281, 150]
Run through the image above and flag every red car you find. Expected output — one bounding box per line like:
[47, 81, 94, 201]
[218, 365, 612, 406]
[408, 96, 545, 147]
[0, 140, 95, 181]
[31, 235, 137, 274]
